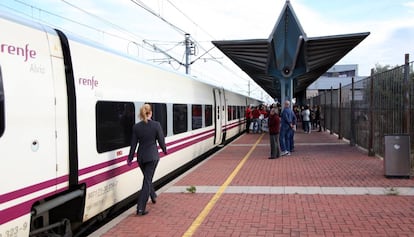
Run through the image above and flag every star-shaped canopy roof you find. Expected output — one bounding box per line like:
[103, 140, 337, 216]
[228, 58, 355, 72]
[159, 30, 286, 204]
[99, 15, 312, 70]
[212, 1, 369, 101]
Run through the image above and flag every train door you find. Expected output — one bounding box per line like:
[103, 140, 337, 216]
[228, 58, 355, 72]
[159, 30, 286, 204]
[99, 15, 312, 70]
[213, 88, 222, 145]
[221, 89, 227, 143]
[0, 23, 60, 233]
[49, 32, 71, 184]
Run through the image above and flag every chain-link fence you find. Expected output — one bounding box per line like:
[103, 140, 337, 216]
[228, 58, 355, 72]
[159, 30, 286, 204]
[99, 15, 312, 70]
[307, 60, 413, 171]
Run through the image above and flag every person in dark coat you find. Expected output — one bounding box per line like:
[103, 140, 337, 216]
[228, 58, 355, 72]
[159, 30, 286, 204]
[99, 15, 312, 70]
[127, 103, 167, 216]
[268, 107, 281, 159]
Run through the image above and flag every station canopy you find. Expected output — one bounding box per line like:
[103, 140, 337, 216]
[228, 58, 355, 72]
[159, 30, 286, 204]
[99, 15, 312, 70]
[212, 0, 369, 101]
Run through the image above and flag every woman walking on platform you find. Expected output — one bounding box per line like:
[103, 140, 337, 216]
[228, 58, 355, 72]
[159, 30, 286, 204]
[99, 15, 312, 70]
[127, 104, 167, 216]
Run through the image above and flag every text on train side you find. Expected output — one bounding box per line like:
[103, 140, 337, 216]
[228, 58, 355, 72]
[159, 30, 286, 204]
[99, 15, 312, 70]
[79, 76, 99, 90]
[1, 43, 36, 62]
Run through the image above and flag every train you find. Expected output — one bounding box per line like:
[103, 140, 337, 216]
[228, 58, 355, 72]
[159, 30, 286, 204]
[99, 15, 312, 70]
[0, 10, 262, 237]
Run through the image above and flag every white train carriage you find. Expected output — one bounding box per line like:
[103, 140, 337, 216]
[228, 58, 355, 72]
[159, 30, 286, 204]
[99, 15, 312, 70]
[0, 11, 262, 237]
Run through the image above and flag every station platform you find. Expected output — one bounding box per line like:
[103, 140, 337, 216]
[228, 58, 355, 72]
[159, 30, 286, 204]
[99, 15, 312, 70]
[91, 129, 414, 237]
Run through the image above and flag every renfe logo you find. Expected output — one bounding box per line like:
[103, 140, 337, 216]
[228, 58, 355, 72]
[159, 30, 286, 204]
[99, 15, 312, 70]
[0, 43, 37, 62]
[79, 76, 99, 90]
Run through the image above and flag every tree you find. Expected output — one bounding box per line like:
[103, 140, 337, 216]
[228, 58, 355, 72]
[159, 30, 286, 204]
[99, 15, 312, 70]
[373, 63, 397, 74]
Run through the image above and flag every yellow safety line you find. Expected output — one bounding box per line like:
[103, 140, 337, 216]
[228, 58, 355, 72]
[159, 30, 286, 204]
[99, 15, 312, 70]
[182, 134, 264, 237]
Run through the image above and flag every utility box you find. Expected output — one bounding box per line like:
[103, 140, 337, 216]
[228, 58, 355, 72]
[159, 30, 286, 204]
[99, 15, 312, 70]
[384, 134, 411, 178]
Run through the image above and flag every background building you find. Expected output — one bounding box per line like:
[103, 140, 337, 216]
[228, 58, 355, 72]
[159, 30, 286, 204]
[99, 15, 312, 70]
[306, 64, 366, 98]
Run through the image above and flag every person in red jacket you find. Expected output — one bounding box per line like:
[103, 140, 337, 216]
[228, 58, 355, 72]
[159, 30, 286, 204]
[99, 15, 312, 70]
[267, 106, 281, 159]
[251, 106, 261, 133]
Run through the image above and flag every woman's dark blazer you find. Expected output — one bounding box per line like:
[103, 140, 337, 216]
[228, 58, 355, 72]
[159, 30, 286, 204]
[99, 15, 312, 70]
[128, 120, 167, 164]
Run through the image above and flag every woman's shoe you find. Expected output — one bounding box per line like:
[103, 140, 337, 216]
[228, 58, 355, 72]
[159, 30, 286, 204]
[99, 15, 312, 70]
[136, 210, 149, 216]
[150, 194, 157, 204]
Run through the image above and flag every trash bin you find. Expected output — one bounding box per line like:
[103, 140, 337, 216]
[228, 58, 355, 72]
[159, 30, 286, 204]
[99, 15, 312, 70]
[384, 134, 411, 178]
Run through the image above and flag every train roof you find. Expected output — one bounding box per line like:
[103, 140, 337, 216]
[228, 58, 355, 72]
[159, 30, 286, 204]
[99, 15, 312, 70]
[1, 9, 262, 102]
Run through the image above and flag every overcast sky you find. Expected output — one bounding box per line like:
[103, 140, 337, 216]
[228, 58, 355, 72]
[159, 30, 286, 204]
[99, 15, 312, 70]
[1, 0, 413, 102]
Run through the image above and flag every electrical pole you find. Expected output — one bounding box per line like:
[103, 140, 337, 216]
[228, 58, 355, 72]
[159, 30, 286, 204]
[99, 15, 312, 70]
[185, 33, 191, 74]
[248, 80, 251, 96]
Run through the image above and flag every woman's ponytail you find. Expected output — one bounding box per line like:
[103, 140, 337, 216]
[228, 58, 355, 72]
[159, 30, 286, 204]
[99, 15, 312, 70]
[139, 104, 152, 123]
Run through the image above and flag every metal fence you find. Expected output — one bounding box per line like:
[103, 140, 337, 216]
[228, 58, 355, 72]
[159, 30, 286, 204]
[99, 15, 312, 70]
[307, 59, 413, 169]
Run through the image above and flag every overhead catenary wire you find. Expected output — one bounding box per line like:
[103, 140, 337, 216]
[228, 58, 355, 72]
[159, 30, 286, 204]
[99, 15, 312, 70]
[61, 0, 187, 66]
[61, 0, 146, 42]
[128, 0, 254, 84]
[156, 1, 257, 86]
[165, 0, 216, 40]
[10, 0, 139, 44]
[3, 0, 269, 100]
[130, 0, 187, 35]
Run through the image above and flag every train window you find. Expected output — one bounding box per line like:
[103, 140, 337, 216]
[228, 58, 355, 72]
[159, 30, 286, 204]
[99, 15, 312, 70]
[192, 104, 202, 130]
[173, 104, 188, 134]
[233, 106, 237, 119]
[237, 106, 243, 119]
[228, 106, 237, 121]
[148, 103, 167, 137]
[96, 101, 135, 153]
[0, 67, 4, 137]
[205, 105, 212, 126]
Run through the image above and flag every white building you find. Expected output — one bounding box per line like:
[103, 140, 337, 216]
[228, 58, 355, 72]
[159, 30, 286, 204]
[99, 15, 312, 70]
[306, 64, 366, 98]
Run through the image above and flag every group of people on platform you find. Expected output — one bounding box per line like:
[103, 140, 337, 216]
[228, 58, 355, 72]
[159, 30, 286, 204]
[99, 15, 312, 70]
[245, 101, 323, 159]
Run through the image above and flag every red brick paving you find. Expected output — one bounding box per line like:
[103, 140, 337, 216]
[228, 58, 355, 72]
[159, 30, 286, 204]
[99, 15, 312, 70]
[97, 130, 414, 237]
[197, 194, 414, 237]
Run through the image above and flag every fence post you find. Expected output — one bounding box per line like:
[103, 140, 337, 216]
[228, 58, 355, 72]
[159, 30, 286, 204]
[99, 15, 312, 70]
[403, 54, 410, 134]
[330, 86, 333, 135]
[368, 69, 375, 156]
[338, 83, 342, 139]
[350, 77, 356, 146]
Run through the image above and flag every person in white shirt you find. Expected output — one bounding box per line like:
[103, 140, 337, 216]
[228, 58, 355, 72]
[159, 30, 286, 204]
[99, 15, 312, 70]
[301, 105, 311, 133]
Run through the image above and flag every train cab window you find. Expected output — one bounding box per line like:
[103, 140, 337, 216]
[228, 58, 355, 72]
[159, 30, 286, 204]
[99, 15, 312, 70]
[205, 105, 212, 126]
[0, 67, 4, 137]
[96, 101, 135, 153]
[192, 104, 202, 130]
[148, 103, 167, 137]
[173, 104, 188, 134]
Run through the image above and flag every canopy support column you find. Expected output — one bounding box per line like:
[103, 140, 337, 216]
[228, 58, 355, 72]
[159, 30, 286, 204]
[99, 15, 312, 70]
[279, 77, 294, 107]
